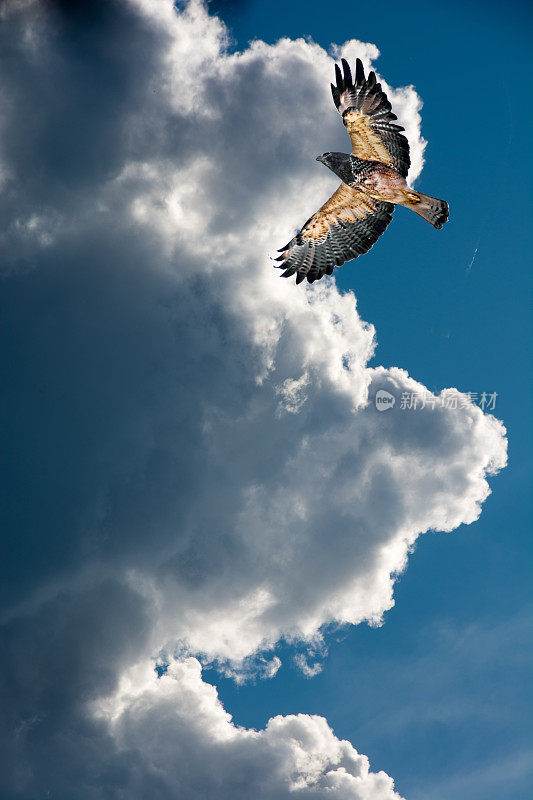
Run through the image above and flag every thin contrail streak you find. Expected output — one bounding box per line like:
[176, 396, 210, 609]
[466, 246, 479, 274]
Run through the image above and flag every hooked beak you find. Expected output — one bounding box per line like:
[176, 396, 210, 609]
[316, 155, 324, 162]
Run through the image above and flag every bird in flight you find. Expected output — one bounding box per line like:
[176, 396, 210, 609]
[274, 58, 449, 284]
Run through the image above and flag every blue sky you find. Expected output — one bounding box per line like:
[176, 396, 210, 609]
[0, 1, 531, 798]
[207, 1, 533, 797]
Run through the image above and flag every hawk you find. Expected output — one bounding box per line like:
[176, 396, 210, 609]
[274, 58, 449, 284]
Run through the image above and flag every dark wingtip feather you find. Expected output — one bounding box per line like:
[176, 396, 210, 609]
[281, 268, 295, 278]
[331, 83, 340, 107]
[355, 58, 365, 85]
[277, 242, 292, 252]
[335, 63, 343, 90]
[341, 58, 352, 88]
[295, 271, 306, 285]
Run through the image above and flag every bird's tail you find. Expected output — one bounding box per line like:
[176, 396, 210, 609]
[401, 191, 449, 230]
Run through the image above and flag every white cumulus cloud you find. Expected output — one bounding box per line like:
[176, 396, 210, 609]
[94, 657, 404, 799]
[0, 0, 506, 797]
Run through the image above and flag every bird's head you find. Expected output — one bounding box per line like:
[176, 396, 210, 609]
[316, 152, 352, 182]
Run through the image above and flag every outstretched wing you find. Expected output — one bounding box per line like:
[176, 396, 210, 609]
[331, 58, 410, 178]
[274, 183, 394, 284]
